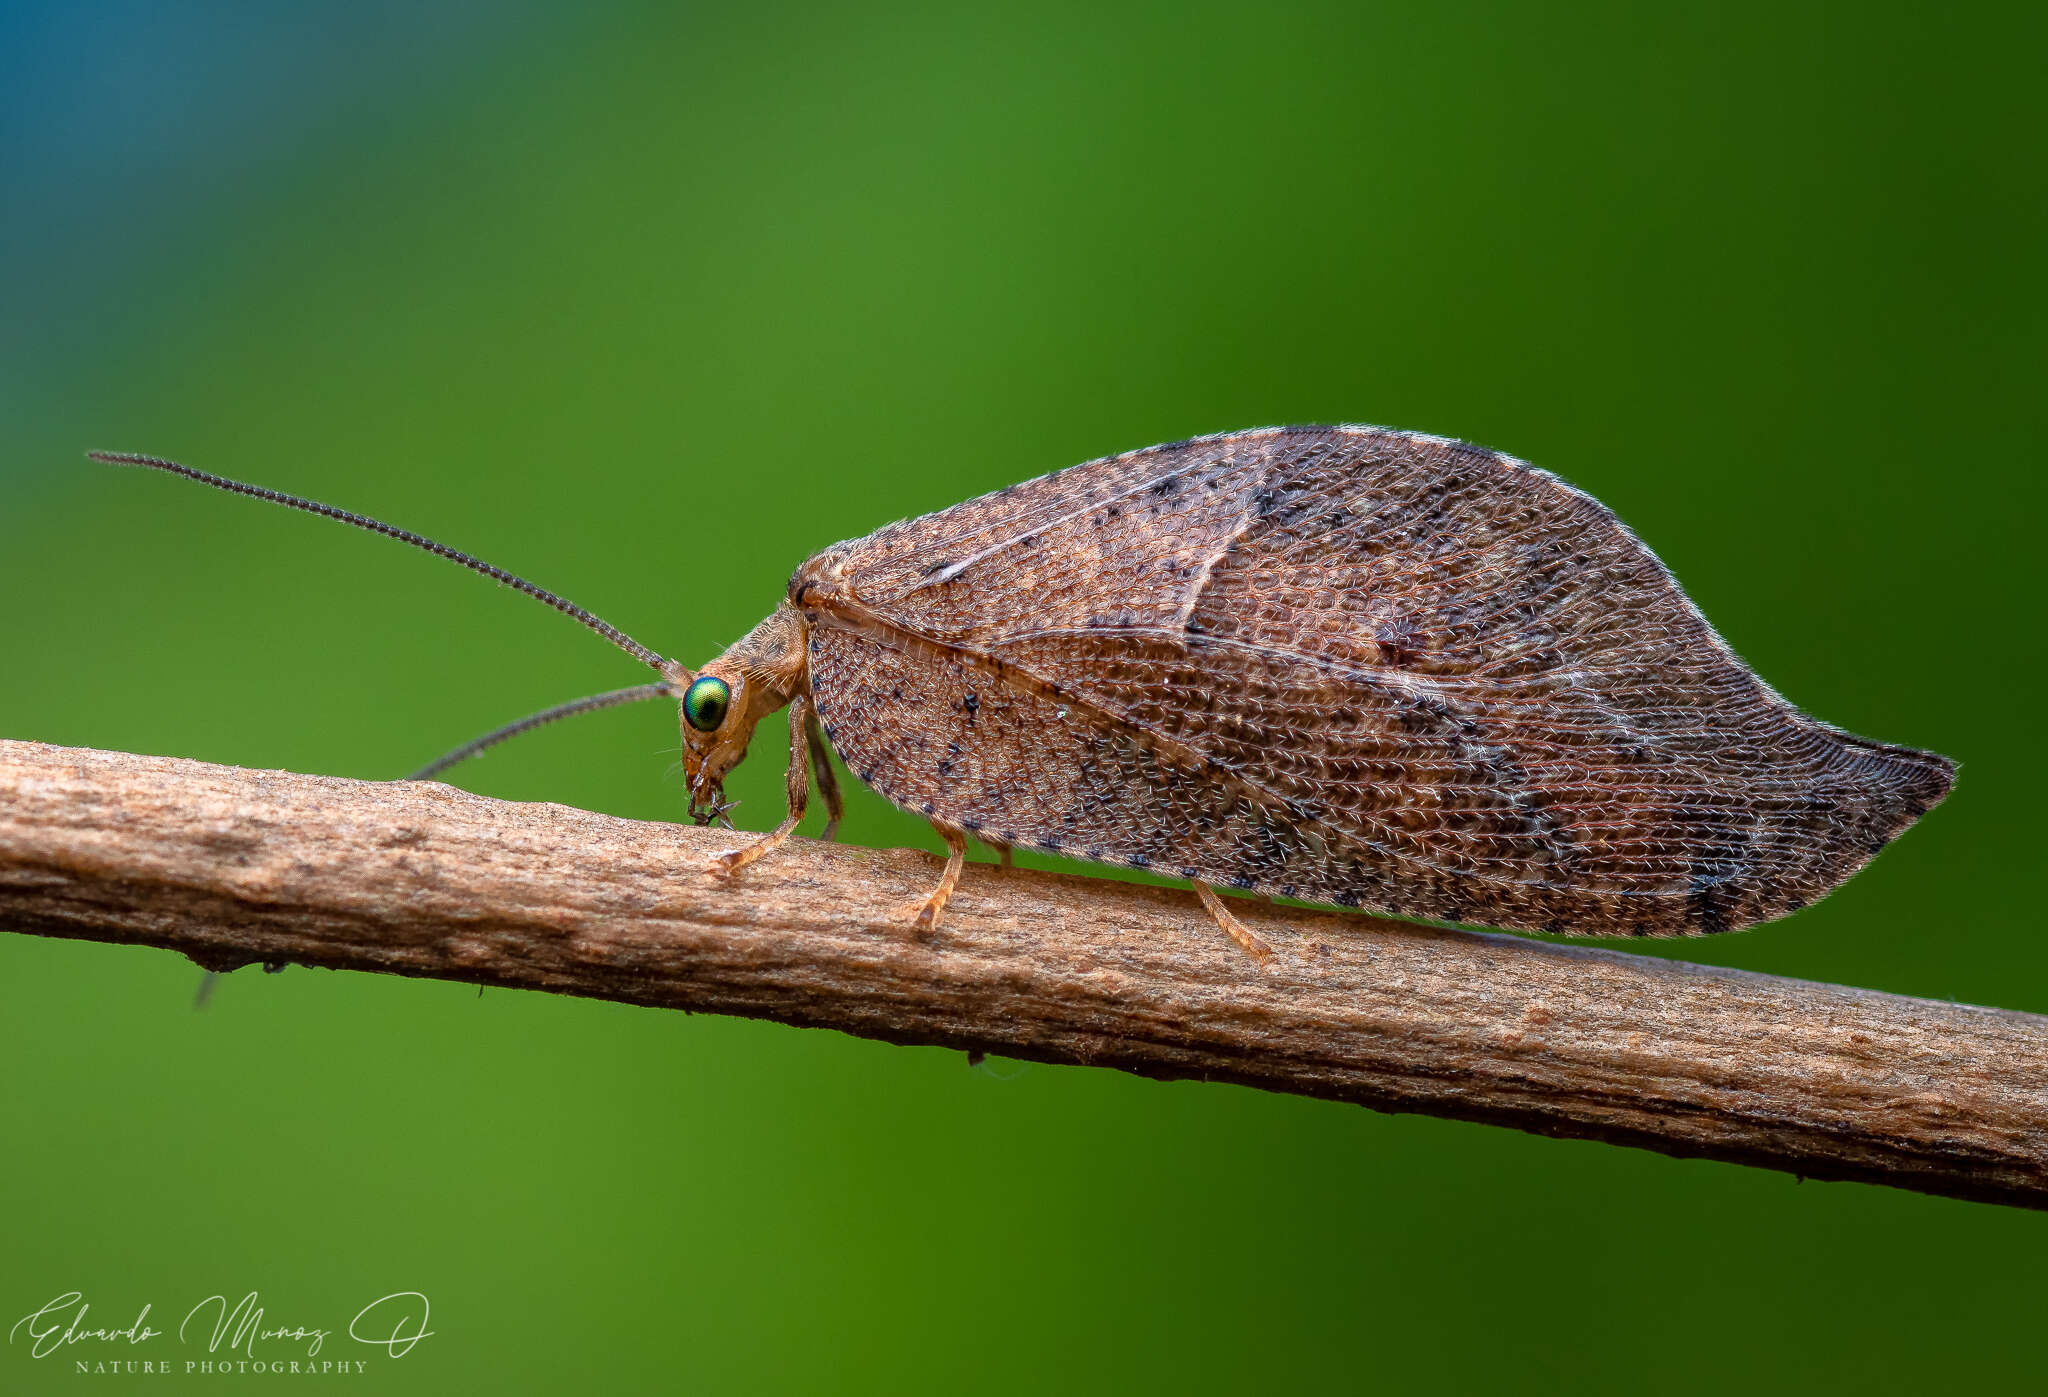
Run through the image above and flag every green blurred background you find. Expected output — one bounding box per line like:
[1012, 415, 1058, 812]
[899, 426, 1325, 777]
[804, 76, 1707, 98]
[3, 2, 2043, 1391]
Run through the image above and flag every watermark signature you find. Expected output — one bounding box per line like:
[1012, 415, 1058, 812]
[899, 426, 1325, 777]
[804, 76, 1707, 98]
[10, 1290, 432, 1376]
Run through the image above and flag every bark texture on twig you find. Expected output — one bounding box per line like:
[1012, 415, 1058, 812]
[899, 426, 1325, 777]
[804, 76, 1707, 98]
[0, 738, 2039, 1209]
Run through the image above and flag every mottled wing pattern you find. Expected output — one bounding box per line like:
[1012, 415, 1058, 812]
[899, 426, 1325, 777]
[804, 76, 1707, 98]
[795, 426, 1953, 935]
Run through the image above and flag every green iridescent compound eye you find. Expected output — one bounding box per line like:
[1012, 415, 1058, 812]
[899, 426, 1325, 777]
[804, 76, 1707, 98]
[683, 676, 731, 733]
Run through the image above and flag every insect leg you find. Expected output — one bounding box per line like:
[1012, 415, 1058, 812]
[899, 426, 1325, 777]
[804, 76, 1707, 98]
[1193, 882, 1274, 964]
[803, 706, 843, 842]
[706, 695, 814, 879]
[980, 835, 1015, 870]
[892, 821, 968, 930]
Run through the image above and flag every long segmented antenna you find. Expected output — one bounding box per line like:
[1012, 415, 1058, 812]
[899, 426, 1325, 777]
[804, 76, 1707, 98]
[406, 682, 674, 781]
[89, 451, 669, 670]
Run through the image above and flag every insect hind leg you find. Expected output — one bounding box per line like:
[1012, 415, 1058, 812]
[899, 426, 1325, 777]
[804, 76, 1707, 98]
[892, 820, 969, 930]
[1194, 882, 1273, 964]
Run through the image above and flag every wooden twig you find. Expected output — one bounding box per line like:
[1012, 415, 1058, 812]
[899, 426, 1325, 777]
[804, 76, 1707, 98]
[0, 738, 2039, 1209]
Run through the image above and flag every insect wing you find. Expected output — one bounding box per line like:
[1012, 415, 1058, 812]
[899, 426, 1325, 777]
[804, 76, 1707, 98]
[806, 427, 1952, 935]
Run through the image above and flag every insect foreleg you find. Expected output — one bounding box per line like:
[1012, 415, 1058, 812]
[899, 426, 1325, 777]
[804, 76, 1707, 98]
[705, 694, 815, 880]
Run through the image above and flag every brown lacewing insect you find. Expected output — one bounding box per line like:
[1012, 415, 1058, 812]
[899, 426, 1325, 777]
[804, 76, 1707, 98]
[91, 426, 1953, 961]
